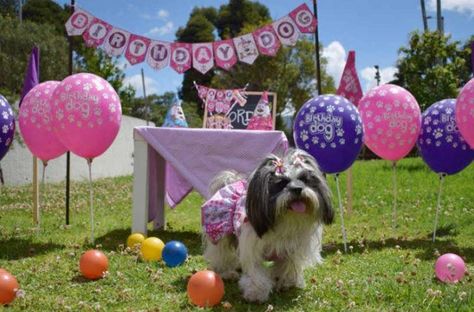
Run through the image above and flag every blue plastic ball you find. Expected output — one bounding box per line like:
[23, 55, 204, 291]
[162, 241, 188, 267]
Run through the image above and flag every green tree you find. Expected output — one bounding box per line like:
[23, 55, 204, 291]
[0, 15, 68, 98]
[460, 36, 473, 86]
[394, 31, 470, 111]
[22, 0, 68, 35]
[0, 0, 20, 18]
[215, 0, 270, 39]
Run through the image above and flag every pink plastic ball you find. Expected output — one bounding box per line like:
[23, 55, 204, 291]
[435, 253, 466, 283]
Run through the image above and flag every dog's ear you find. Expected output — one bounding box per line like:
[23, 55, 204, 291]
[246, 155, 279, 237]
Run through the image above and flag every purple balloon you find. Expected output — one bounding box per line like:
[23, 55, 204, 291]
[293, 95, 364, 174]
[417, 99, 473, 175]
[0, 95, 15, 161]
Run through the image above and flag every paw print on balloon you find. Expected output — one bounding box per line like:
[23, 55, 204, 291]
[2, 125, 8, 134]
[108, 103, 116, 113]
[56, 109, 64, 121]
[299, 130, 309, 142]
[2, 111, 8, 120]
[433, 128, 443, 139]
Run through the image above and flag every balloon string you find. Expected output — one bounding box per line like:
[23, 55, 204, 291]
[432, 174, 445, 242]
[392, 161, 397, 232]
[39, 162, 47, 229]
[334, 174, 348, 253]
[87, 159, 94, 244]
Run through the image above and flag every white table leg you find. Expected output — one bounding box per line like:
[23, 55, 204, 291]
[153, 150, 166, 230]
[132, 133, 149, 235]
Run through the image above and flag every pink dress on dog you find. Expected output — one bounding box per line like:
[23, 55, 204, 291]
[201, 180, 247, 244]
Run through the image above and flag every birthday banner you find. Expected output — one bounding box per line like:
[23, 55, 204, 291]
[65, 3, 317, 75]
[194, 83, 248, 114]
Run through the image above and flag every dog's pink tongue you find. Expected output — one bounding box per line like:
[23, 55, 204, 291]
[291, 201, 306, 213]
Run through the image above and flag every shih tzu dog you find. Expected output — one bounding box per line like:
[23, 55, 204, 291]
[201, 148, 334, 302]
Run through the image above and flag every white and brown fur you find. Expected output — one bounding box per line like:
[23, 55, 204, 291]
[203, 149, 334, 302]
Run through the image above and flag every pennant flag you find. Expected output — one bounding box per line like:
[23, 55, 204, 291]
[82, 18, 112, 47]
[170, 43, 192, 73]
[205, 88, 217, 112]
[254, 25, 281, 56]
[272, 16, 300, 46]
[213, 40, 237, 70]
[195, 83, 209, 105]
[233, 33, 259, 65]
[192, 43, 214, 74]
[125, 34, 150, 65]
[65, 7, 93, 36]
[336, 51, 363, 106]
[232, 89, 248, 107]
[147, 40, 171, 71]
[289, 3, 317, 33]
[103, 27, 130, 57]
[19, 46, 40, 107]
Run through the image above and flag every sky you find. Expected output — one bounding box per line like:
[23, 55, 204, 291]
[55, 0, 474, 99]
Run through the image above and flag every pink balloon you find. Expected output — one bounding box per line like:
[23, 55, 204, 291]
[359, 84, 421, 161]
[435, 253, 466, 283]
[19, 81, 67, 162]
[456, 78, 474, 148]
[51, 73, 122, 159]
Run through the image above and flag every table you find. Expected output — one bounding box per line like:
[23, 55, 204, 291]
[132, 127, 288, 235]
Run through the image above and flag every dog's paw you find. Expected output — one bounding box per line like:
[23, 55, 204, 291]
[239, 275, 271, 303]
[220, 270, 240, 280]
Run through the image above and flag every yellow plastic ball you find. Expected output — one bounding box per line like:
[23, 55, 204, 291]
[127, 233, 146, 248]
[141, 237, 165, 261]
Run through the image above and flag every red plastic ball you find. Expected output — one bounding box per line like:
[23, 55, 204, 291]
[187, 270, 224, 307]
[79, 250, 109, 280]
[0, 271, 19, 305]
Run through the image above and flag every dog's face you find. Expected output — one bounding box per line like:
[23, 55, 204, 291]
[246, 149, 334, 237]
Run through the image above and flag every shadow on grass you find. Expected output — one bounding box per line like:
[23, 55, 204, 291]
[95, 228, 203, 256]
[71, 275, 97, 284]
[381, 160, 428, 172]
[323, 234, 474, 263]
[170, 273, 303, 312]
[0, 238, 64, 260]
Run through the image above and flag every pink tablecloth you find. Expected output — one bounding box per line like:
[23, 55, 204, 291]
[134, 127, 288, 222]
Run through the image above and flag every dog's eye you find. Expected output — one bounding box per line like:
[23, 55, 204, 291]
[298, 173, 313, 184]
[271, 177, 290, 193]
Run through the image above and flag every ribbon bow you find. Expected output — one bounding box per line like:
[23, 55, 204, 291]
[293, 155, 306, 167]
[272, 158, 285, 174]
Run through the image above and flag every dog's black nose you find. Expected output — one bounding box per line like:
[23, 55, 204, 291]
[288, 182, 303, 195]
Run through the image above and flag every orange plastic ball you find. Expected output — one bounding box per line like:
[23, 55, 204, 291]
[187, 270, 224, 307]
[0, 269, 8, 275]
[0, 271, 19, 305]
[79, 250, 109, 280]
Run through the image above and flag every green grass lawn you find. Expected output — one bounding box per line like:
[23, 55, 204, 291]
[0, 157, 473, 311]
